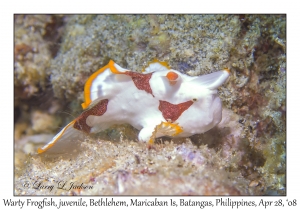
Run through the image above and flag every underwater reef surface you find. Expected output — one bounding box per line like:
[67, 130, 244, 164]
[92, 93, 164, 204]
[14, 14, 286, 195]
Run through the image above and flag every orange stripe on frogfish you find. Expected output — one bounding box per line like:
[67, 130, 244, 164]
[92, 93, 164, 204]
[223, 67, 230, 74]
[81, 64, 110, 109]
[108, 60, 126, 74]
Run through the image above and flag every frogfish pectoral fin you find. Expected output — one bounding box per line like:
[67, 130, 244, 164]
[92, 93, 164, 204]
[37, 120, 84, 154]
[139, 122, 183, 145]
[153, 121, 183, 138]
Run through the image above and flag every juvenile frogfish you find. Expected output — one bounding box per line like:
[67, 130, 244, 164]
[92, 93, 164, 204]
[38, 60, 230, 153]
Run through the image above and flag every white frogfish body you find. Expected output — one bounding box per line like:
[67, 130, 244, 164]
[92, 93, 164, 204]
[38, 60, 230, 153]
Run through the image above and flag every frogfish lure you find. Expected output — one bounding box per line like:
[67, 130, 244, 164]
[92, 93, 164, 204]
[38, 59, 230, 153]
